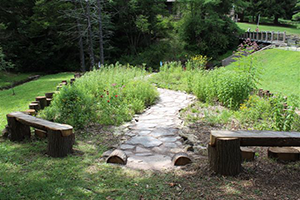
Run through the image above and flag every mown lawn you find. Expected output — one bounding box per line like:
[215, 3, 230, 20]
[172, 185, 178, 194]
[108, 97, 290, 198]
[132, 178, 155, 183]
[237, 22, 300, 36]
[0, 72, 74, 130]
[255, 49, 300, 100]
[0, 72, 36, 88]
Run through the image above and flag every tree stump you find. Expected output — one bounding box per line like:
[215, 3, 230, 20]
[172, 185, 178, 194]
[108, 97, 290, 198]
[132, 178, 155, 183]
[172, 153, 192, 166]
[61, 80, 68, 85]
[47, 129, 75, 157]
[56, 86, 62, 91]
[45, 92, 54, 99]
[36, 96, 47, 109]
[29, 103, 39, 112]
[24, 109, 36, 116]
[46, 98, 52, 106]
[241, 147, 255, 161]
[35, 129, 47, 139]
[6, 115, 31, 141]
[208, 138, 242, 176]
[106, 149, 127, 165]
[268, 147, 299, 162]
[70, 78, 75, 85]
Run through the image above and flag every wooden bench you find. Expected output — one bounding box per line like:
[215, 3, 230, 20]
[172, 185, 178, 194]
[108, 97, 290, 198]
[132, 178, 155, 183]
[6, 111, 74, 158]
[208, 130, 300, 176]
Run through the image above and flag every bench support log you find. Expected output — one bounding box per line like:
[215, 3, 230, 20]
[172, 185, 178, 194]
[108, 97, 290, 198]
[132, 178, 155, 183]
[47, 130, 74, 157]
[7, 116, 31, 141]
[208, 138, 242, 176]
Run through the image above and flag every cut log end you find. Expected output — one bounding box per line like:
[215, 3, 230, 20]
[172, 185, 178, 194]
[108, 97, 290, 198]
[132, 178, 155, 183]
[172, 153, 192, 166]
[268, 147, 299, 162]
[241, 147, 255, 162]
[106, 149, 127, 165]
[45, 92, 54, 98]
[24, 109, 36, 116]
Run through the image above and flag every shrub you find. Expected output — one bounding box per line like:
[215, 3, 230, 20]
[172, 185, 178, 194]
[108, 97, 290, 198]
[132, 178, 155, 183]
[40, 86, 95, 129]
[123, 80, 159, 112]
[41, 64, 159, 128]
[193, 68, 255, 109]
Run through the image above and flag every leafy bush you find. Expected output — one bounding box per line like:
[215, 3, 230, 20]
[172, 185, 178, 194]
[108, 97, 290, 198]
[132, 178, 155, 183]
[237, 94, 300, 131]
[193, 68, 255, 109]
[41, 64, 158, 128]
[40, 86, 95, 129]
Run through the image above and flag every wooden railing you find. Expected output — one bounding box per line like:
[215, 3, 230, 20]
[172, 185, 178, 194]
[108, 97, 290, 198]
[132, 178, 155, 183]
[240, 29, 286, 44]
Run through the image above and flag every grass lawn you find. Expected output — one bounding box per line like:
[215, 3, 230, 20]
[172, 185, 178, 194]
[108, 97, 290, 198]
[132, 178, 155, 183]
[0, 72, 74, 130]
[237, 22, 300, 36]
[254, 49, 300, 100]
[0, 72, 36, 88]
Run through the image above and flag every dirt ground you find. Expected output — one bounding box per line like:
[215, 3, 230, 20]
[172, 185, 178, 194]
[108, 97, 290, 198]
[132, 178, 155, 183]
[174, 103, 300, 200]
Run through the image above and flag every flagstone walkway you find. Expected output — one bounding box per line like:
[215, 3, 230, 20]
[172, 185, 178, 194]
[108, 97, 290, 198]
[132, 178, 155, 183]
[111, 88, 196, 170]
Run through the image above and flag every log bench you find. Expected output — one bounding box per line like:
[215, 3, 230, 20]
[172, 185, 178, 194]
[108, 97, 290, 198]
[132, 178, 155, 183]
[6, 111, 74, 157]
[208, 130, 300, 176]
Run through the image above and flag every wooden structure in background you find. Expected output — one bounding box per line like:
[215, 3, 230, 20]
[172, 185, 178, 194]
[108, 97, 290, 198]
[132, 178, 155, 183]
[208, 130, 300, 176]
[6, 112, 74, 157]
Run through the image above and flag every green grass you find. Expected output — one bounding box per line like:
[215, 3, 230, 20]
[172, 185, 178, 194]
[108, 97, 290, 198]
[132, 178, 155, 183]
[237, 22, 300, 36]
[0, 73, 74, 130]
[0, 72, 36, 88]
[0, 132, 177, 200]
[254, 49, 300, 99]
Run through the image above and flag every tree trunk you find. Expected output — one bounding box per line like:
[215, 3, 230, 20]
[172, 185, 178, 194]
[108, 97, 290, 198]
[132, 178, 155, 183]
[73, 0, 86, 72]
[274, 15, 279, 24]
[7, 116, 31, 141]
[97, 0, 104, 66]
[208, 138, 242, 176]
[86, 0, 95, 70]
[47, 129, 75, 157]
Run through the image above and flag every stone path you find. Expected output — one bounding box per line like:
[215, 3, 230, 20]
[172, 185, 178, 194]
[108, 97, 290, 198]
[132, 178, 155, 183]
[113, 88, 196, 170]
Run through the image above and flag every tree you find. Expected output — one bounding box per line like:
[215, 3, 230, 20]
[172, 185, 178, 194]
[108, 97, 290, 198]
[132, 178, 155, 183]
[0, 47, 14, 71]
[292, 0, 300, 20]
[262, 0, 297, 24]
[177, 0, 242, 59]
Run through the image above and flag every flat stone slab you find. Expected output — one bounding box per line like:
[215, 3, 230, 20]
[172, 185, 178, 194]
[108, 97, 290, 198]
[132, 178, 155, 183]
[126, 136, 163, 148]
[109, 88, 196, 171]
[159, 136, 180, 143]
[120, 144, 135, 150]
[150, 128, 178, 137]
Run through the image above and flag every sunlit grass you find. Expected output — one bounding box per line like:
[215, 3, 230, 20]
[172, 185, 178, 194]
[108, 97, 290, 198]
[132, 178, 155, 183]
[237, 22, 300, 36]
[0, 72, 74, 129]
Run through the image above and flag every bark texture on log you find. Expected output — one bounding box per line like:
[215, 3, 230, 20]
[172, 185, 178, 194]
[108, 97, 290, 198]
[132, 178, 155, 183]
[107, 149, 127, 165]
[7, 116, 31, 141]
[172, 153, 192, 166]
[47, 129, 74, 157]
[29, 103, 39, 112]
[46, 98, 52, 106]
[268, 147, 299, 162]
[36, 96, 47, 110]
[208, 138, 242, 176]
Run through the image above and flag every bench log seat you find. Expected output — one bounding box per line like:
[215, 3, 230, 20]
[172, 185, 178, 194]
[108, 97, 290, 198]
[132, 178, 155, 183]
[208, 130, 300, 176]
[6, 111, 74, 157]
